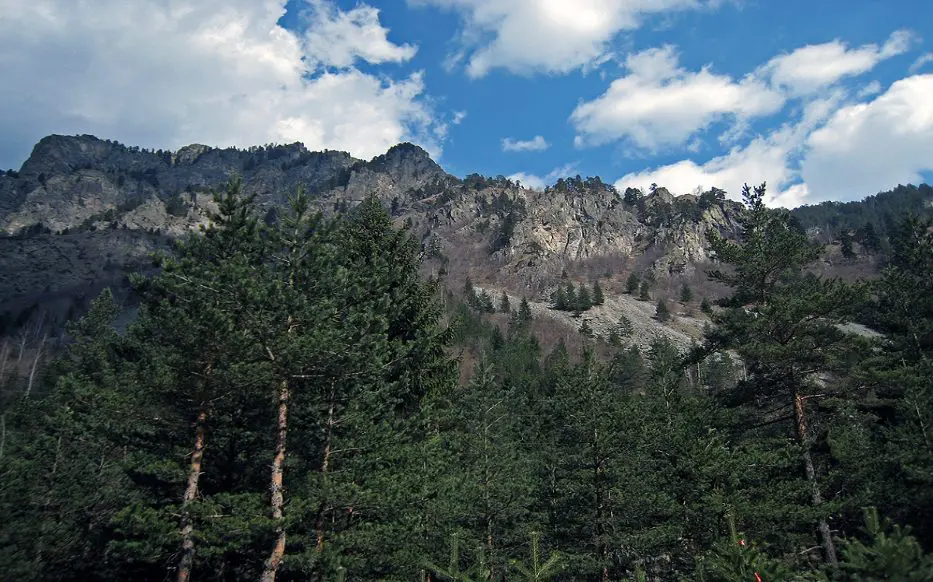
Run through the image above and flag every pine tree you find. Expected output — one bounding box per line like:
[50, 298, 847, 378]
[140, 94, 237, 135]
[517, 297, 533, 326]
[551, 287, 569, 311]
[850, 216, 933, 543]
[680, 283, 693, 304]
[626, 273, 640, 294]
[510, 532, 563, 581]
[0, 290, 135, 581]
[499, 291, 511, 313]
[578, 319, 593, 338]
[476, 290, 495, 313]
[838, 507, 933, 580]
[655, 299, 671, 322]
[840, 230, 856, 259]
[639, 281, 651, 301]
[592, 281, 605, 306]
[696, 513, 796, 581]
[607, 329, 621, 346]
[287, 195, 457, 578]
[702, 183, 868, 568]
[575, 284, 592, 316]
[859, 221, 882, 253]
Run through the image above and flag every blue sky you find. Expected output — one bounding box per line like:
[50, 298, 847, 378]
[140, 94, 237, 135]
[1, 0, 932, 206]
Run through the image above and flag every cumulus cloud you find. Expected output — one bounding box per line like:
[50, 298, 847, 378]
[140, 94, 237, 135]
[502, 135, 550, 152]
[604, 30, 929, 207]
[410, 0, 716, 77]
[301, 0, 417, 68]
[0, 0, 438, 169]
[757, 30, 914, 96]
[614, 91, 846, 207]
[615, 74, 933, 207]
[801, 74, 933, 200]
[571, 46, 784, 150]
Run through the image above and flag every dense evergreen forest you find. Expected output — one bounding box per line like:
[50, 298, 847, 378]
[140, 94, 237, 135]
[1, 180, 932, 581]
[790, 183, 933, 249]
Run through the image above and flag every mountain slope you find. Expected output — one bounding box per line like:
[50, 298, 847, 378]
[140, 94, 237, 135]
[1, 134, 928, 343]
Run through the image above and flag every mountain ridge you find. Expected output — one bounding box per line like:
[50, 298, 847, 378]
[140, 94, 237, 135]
[1, 134, 931, 343]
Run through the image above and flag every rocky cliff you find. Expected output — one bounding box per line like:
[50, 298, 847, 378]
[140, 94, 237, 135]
[0, 134, 744, 342]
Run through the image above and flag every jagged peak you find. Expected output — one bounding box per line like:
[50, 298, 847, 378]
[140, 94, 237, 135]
[383, 142, 431, 160]
[363, 142, 445, 179]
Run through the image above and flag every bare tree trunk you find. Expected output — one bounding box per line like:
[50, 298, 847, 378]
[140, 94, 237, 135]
[315, 393, 336, 551]
[176, 406, 208, 582]
[794, 391, 838, 567]
[16, 331, 27, 366]
[0, 413, 6, 461]
[261, 378, 290, 582]
[0, 339, 10, 391]
[35, 435, 63, 568]
[25, 333, 47, 398]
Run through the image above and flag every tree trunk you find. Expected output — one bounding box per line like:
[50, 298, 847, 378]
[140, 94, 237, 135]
[35, 435, 63, 568]
[794, 391, 838, 567]
[0, 339, 10, 391]
[16, 332, 27, 366]
[0, 413, 6, 461]
[315, 394, 336, 551]
[25, 333, 47, 398]
[176, 406, 208, 582]
[261, 378, 290, 582]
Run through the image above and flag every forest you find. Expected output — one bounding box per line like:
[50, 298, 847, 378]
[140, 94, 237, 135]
[1, 180, 932, 581]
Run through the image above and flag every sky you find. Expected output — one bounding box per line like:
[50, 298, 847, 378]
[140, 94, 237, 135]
[1, 0, 932, 207]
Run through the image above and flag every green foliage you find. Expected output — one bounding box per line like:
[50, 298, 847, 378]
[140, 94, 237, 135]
[839, 508, 933, 581]
[592, 280, 605, 306]
[697, 513, 799, 582]
[639, 280, 651, 301]
[791, 183, 933, 246]
[164, 193, 187, 217]
[626, 272, 640, 294]
[655, 299, 671, 322]
[680, 283, 694, 303]
[510, 532, 563, 581]
[6, 174, 933, 581]
[841, 230, 856, 258]
[499, 290, 511, 313]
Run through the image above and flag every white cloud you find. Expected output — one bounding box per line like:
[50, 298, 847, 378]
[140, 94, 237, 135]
[801, 74, 933, 200]
[452, 110, 468, 124]
[301, 0, 417, 68]
[614, 91, 845, 207]
[857, 80, 882, 98]
[613, 74, 933, 207]
[909, 52, 933, 73]
[757, 30, 914, 96]
[508, 162, 578, 190]
[0, 0, 440, 169]
[502, 135, 550, 152]
[409, 0, 717, 77]
[571, 46, 784, 150]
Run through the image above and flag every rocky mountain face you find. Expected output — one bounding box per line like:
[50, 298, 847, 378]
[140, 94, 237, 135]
[1, 134, 744, 342]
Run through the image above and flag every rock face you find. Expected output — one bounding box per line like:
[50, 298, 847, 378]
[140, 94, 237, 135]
[0, 134, 743, 337]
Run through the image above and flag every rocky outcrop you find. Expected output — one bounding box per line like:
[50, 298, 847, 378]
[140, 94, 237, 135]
[0, 134, 745, 337]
